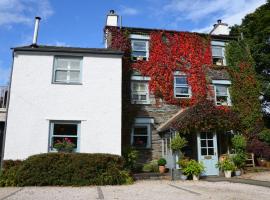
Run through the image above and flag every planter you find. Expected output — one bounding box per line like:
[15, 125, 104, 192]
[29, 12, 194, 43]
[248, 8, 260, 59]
[159, 165, 166, 174]
[257, 158, 267, 167]
[180, 174, 188, 180]
[192, 174, 199, 181]
[224, 170, 232, 178]
[235, 170, 241, 176]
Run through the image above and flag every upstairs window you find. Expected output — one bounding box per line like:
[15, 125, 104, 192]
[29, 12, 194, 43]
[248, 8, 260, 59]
[53, 57, 82, 84]
[131, 81, 150, 104]
[215, 85, 231, 106]
[130, 34, 149, 61]
[211, 41, 226, 66]
[174, 74, 191, 98]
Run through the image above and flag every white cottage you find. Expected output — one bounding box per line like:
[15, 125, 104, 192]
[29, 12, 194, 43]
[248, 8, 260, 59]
[3, 45, 123, 160]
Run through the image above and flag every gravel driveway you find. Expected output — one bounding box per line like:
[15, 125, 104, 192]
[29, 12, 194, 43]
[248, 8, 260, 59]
[0, 180, 270, 200]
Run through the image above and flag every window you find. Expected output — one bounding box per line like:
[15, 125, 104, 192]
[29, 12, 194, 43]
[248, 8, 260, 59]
[130, 34, 150, 61]
[211, 41, 226, 66]
[174, 75, 191, 98]
[49, 121, 80, 152]
[131, 123, 151, 148]
[131, 81, 149, 104]
[215, 85, 231, 106]
[53, 57, 82, 84]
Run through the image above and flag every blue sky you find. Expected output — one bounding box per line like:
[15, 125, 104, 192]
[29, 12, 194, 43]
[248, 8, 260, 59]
[0, 0, 266, 85]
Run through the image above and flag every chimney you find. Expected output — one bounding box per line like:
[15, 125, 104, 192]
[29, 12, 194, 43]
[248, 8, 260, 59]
[32, 16, 41, 46]
[106, 10, 119, 26]
[210, 19, 229, 35]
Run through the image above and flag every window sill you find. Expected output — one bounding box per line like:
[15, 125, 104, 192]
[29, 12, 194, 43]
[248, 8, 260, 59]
[133, 147, 152, 150]
[52, 82, 83, 85]
[174, 96, 192, 99]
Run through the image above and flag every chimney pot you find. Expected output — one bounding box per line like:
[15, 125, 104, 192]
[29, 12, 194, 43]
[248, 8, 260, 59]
[32, 16, 41, 46]
[217, 19, 222, 24]
[109, 10, 115, 14]
[106, 10, 119, 26]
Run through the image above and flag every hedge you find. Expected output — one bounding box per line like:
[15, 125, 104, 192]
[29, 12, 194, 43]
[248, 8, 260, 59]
[0, 153, 133, 186]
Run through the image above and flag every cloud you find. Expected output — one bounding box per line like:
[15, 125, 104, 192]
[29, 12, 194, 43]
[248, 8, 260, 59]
[119, 5, 139, 16]
[0, 60, 10, 85]
[0, 0, 54, 26]
[162, 0, 266, 33]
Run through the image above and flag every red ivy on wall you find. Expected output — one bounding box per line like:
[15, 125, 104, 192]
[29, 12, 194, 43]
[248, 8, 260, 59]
[106, 27, 212, 106]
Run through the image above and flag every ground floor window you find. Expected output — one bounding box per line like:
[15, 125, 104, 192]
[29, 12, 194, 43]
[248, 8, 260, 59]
[49, 121, 80, 152]
[131, 122, 151, 148]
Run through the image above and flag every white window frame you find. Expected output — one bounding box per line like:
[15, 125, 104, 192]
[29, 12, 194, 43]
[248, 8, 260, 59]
[131, 123, 151, 149]
[130, 34, 150, 61]
[211, 41, 226, 66]
[131, 81, 150, 104]
[49, 121, 81, 152]
[214, 84, 232, 106]
[174, 74, 192, 98]
[53, 57, 83, 84]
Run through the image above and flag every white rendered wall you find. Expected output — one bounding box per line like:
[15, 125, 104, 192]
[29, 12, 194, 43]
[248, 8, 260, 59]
[211, 25, 230, 35]
[4, 52, 122, 160]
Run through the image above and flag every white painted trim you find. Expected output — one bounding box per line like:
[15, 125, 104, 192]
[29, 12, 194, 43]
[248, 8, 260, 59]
[211, 41, 225, 46]
[135, 118, 154, 124]
[131, 76, 151, 81]
[174, 71, 186, 75]
[130, 34, 150, 40]
[212, 80, 231, 85]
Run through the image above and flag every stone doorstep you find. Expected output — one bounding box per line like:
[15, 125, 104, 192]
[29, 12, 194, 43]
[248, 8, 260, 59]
[133, 172, 171, 180]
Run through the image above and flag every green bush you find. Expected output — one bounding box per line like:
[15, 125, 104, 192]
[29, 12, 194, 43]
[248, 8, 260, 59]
[0, 161, 22, 187]
[232, 153, 246, 169]
[142, 160, 159, 172]
[0, 153, 133, 186]
[178, 157, 189, 169]
[170, 133, 187, 153]
[259, 129, 270, 145]
[157, 158, 166, 166]
[122, 147, 138, 170]
[216, 158, 236, 171]
[183, 160, 204, 176]
[232, 135, 247, 153]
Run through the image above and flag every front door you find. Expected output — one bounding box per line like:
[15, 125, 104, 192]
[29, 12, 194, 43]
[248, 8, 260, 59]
[197, 132, 219, 176]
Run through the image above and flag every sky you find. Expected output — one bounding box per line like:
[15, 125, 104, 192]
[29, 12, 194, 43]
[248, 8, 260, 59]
[0, 0, 267, 85]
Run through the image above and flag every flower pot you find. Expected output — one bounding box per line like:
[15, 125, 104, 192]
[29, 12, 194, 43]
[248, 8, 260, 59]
[224, 170, 232, 178]
[180, 174, 188, 180]
[192, 174, 199, 181]
[257, 158, 267, 167]
[159, 165, 166, 174]
[235, 170, 241, 176]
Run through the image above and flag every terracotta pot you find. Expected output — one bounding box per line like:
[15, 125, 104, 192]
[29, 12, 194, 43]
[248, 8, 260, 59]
[159, 165, 166, 173]
[257, 158, 267, 167]
[266, 161, 270, 168]
[224, 170, 232, 178]
[192, 175, 199, 181]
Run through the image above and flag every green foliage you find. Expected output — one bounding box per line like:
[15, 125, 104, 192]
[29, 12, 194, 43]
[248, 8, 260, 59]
[0, 161, 22, 187]
[170, 133, 187, 152]
[178, 157, 189, 169]
[216, 158, 236, 171]
[226, 40, 262, 135]
[157, 158, 167, 166]
[182, 160, 204, 176]
[232, 135, 247, 153]
[142, 160, 159, 173]
[259, 129, 270, 145]
[54, 138, 75, 153]
[232, 153, 247, 169]
[0, 153, 133, 186]
[122, 147, 138, 170]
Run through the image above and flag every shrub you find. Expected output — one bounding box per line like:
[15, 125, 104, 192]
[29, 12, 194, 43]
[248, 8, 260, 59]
[259, 129, 270, 145]
[183, 160, 204, 176]
[0, 153, 133, 186]
[0, 160, 22, 187]
[232, 135, 247, 153]
[247, 138, 270, 159]
[232, 153, 246, 169]
[178, 157, 189, 169]
[216, 158, 236, 171]
[142, 160, 159, 173]
[157, 158, 166, 166]
[122, 147, 138, 170]
[170, 133, 187, 153]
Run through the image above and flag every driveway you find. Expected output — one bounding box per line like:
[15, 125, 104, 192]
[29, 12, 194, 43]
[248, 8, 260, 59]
[0, 180, 270, 200]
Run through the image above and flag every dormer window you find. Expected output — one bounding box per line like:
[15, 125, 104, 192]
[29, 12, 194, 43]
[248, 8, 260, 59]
[211, 41, 226, 66]
[130, 34, 149, 61]
[174, 72, 191, 98]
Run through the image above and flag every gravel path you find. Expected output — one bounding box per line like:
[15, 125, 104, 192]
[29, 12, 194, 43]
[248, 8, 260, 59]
[1, 180, 270, 200]
[240, 171, 270, 182]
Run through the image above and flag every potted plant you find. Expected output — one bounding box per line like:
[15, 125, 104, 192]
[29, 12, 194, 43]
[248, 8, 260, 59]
[170, 133, 188, 169]
[232, 153, 246, 176]
[216, 158, 236, 178]
[158, 158, 167, 173]
[54, 137, 75, 153]
[183, 160, 204, 180]
[231, 135, 247, 175]
[178, 157, 189, 180]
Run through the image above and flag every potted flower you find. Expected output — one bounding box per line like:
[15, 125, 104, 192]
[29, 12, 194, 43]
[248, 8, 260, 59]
[183, 160, 204, 180]
[54, 137, 75, 153]
[178, 157, 189, 180]
[158, 158, 167, 173]
[216, 158, 236, 178]
[231, 135, 247, 176]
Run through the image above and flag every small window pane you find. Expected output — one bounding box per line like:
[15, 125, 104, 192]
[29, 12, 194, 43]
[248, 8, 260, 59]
[207, 133, 213, 139]
[53, 124, 78, 136]
[132, 40, 147, 51]
[56, 59, 69, 69]
[132, 51, 147, 58]
[216, 86, 228, 96]
[212, 46, 223, 57]
[133, 136, 148, 148]
[70, 71, 80, 82]
[201, 140, 207, 147]
[175, 76, 187, 85]
[69, 60, 81, 70]
[132, 94, 139, 100]
[134, 127, 148, 135]
[140, 95, 147, 100]
[201, 148, 207, 155]
[175, 87, 189, 94]
[55, 70, 68, 81]
[201, 133, 207, 139]
[208, 140, 214, 147]
[208, 148, 214, 155]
